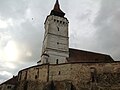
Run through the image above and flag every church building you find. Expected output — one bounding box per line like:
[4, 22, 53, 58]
[37, 0, 114, 65]
[1, 0, 120, 90]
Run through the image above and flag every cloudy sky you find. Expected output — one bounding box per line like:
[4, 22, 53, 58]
[0, 0, 120, 83]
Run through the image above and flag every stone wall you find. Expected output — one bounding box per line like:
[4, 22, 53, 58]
[17, 62, 120, 90]
[18, 64, 48, 82]
[49, 64, 71, 81]
[49, 63, 120, 90]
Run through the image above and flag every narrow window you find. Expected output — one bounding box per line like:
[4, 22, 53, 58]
[60, 21, 62, 23]
[57, 20, 59, 22]
[54, 19, 56, 22]
[46, 59, 48, 63]
[57, 42, 59, 44]
[7, 86, 11, 89]
[90, 67, 97, 83]
[57, 26, 59, 31]
[91, 72, 95, 82]
[37, 69, 39, 78]
[35, 75, 38, 79]
[24, 71, 27, 80]
[56, 59, 58, 64]
[58, 71, 61, 75]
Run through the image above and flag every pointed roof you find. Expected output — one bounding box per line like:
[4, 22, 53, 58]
[50, 0, 65, 17]
[53, 0, 64, 13]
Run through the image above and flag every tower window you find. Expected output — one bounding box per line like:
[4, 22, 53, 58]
[57, 27, 59, 31]
[57, 20, 59, 22]
[60, 21, 62, 23]
[63, 22, 65, 24]
[54, 19, 56, 22]
[56, 59, 58, 64]
[57, 42, 59, 44]
[46, 59, 48, 63]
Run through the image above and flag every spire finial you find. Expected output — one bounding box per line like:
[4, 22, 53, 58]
[50, 0, 65, 17]
[53, 0, 60, 11]
[56, 0, 59, 4]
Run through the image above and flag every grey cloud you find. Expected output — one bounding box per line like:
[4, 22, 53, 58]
[94, 0, 120, 60]
[0, 0, 47, 83]
[0, 74, 11, 83]
[0, 0, 28, 19]
[0, 68, 13, 83]
[0, 31, 12, 47]
[12, 20, 43, 61]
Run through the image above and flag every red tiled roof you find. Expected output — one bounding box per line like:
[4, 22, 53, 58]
[67, 48, 114, 63]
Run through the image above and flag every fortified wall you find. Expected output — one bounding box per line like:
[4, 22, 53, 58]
[16, 62, 120, 90]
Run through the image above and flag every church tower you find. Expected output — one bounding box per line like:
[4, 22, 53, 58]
[38, 0, 69, 64]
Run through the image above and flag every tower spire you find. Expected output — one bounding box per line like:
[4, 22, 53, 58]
[50, 0, 65, 17]
[53, 0, 60, 12]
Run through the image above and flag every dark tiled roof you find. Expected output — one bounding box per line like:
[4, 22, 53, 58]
[50, 0, 65, 17]
[53, 0, 64, 13]
[67, 48, 114, 63]
[0, 76, 18, 85]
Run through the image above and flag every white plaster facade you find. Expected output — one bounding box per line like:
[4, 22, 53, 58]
[38, 15, 69, 64]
